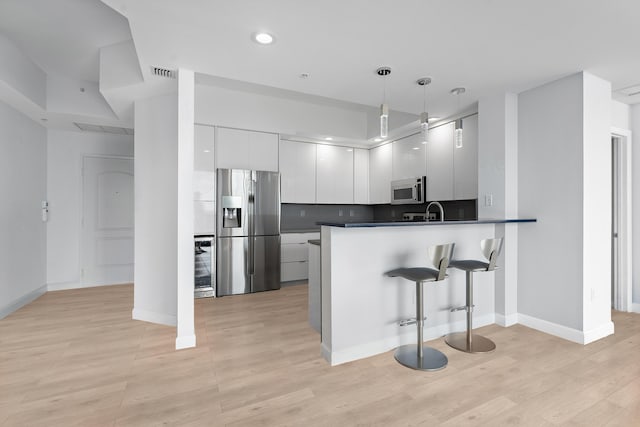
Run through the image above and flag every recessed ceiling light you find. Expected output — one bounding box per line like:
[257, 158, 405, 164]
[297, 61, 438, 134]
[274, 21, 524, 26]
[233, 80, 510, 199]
[412, 147, 420, 150]
[299, 73, 310, 79]
[203, 149, 211, 153]
[346, 149, 353, 152]
[254, 32, 274, 44]
[325, 137, 333, 141]
[374, 138, 383, 142]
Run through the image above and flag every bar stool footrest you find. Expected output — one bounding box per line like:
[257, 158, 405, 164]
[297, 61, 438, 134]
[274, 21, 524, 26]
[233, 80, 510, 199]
[444, 332, 496, 354]
[399, 317, 427, 327]
[394, 344, 448, 371]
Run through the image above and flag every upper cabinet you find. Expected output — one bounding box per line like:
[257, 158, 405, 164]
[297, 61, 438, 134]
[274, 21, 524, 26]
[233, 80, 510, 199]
[454, 115, 478, 200]
[369, 143, 392, 204]
[194, 124, 215, 201]
[353, 148, 369, 204]
[426, 116, 478, 201]
[279, 140, 317, 203]
[216, 127, 279, 172]
[392, 133, 426, 180]
[316, 144, 354, 204]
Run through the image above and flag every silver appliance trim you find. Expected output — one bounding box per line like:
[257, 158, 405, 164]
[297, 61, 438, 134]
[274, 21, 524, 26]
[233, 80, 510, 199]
[391, 176, 426, 205]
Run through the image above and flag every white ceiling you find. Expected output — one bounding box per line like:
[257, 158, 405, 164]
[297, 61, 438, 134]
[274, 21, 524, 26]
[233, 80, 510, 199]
[0, 0, 638, 129]
[0, 0, 131, 82]
[103, 0, 640, 117]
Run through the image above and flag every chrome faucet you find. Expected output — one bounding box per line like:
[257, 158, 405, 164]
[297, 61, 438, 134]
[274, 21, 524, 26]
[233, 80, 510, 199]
[426, 201, 445, 222]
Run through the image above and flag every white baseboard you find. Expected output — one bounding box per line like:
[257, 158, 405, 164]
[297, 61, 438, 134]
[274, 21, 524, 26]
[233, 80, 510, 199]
[323, 313, 495, 366]
[48, 281, 131, 291]
[517, 313, 585, 344]
[0, 285, 47, 320]
[175, 334, 196, 350]
[495, 313, 518, 327]
[583, 321, 615, 344]
[632, 303, 640, 313]
[132, 308, 176, 327]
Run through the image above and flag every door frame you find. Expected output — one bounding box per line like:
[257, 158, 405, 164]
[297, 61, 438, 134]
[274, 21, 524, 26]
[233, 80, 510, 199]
[610, 127, 632, 312]
[80, 154, 134, 286]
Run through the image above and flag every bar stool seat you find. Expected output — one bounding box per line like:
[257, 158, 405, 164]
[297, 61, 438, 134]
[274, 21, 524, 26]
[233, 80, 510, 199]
[445, 238, 503, 354]
[385, 243, 455, 371]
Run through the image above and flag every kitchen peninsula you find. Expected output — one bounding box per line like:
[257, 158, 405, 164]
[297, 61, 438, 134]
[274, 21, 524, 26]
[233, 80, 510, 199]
[317, 219, 535, 366]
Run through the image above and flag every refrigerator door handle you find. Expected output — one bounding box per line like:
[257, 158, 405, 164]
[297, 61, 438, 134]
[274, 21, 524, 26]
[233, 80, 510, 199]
[248, 172, 256, 277]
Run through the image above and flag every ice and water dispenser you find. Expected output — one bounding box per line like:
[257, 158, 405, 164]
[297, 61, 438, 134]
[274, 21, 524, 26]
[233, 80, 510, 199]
[222, 196, 242, 228]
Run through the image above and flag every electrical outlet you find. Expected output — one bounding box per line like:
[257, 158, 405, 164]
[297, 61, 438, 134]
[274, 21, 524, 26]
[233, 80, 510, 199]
[300, 209, 306, 217]
[339, 209, 344, 217]
[485, 194, 493, 207]
[349, 209, 355, 217]
[391, 209, 396, 217]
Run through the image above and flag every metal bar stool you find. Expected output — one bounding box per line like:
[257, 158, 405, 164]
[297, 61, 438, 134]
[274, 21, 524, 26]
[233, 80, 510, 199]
[385, 243, 455, 371]
[445, 238, 503, 353]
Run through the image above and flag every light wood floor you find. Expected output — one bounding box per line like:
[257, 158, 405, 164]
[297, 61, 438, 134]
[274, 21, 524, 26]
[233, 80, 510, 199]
[1, 284, 639, 426]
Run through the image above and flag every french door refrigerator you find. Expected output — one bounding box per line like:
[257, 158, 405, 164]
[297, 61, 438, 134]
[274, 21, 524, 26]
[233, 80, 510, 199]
[216, 168, 281, 296]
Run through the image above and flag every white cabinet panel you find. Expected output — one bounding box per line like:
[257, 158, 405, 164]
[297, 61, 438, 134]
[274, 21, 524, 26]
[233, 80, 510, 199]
[216, 127, 278, 172]
[369, 143, 392, 204]
[281, 232, 319, 244]
[454, 115, 478, 200]
[281, 261, 309, 282]
[354, 148, 369, 204]
[426, 122, 454, 201]
[194, 200, 215, 235]
[194, 125, 215, 201]
[248, 131, 279, 172]
[392, 133, 426, 180]
[279, 140, 316, 203]
[316, 144, 354, 204]
[216, 127, 249, 170]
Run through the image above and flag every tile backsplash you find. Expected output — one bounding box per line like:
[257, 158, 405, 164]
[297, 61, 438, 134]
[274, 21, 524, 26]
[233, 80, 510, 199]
[281, 204, 374, 231]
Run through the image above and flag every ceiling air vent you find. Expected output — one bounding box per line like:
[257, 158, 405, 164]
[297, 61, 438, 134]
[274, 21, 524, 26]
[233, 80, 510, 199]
[151, 66, 176, 79]
[74, 122, 134, 135]
[615, 84, 640, 97]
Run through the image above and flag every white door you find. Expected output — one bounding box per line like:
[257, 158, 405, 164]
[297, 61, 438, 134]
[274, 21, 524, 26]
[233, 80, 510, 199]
[82, 156, 134, 286]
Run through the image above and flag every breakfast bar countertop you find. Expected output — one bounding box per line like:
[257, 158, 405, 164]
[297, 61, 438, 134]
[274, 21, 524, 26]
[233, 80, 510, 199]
[317, 218, 536, 228]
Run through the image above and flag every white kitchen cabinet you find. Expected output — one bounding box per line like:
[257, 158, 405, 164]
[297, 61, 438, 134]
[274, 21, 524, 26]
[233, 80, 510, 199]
[426, 122, 455, 201]
[369, 143, 392, 204]
[392, 133, 426, 180]
[216, 127, 278, 172]
[316, 144, 354, 204]
[194, 124, 215, 201]
[454, 115, 478, 200]
[194, 200, 215, 235]
[281, 232, 320, 282]
[279, 140, 317, 203]
[353, 148, 369, 204]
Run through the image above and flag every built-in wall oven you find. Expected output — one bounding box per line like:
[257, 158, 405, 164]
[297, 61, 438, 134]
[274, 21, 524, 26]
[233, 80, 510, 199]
[390, 176, 426, 205]
[195, 235, 215, 298]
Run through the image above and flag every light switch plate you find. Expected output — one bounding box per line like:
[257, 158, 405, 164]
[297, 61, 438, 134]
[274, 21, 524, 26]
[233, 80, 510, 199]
[485, 194, 493, 207]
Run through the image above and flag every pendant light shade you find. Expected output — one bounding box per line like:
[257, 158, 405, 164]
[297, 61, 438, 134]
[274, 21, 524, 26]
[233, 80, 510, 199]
[455, 119, 463, 148]
[377, 67, 391, 139]
[417, 77, 431, 144]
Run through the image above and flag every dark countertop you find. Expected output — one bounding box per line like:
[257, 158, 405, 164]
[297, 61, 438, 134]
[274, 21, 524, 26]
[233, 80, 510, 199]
[317, 218, 536, 228]
[308, 239, 321, 246]
[281, 228, 321, 234]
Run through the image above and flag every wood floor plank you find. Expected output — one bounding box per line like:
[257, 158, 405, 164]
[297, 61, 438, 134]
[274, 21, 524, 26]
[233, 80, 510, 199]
[1, 283, 640, 426]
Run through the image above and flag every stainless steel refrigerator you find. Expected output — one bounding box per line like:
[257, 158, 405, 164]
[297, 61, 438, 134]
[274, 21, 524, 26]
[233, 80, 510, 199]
[216, 168, 281, 296]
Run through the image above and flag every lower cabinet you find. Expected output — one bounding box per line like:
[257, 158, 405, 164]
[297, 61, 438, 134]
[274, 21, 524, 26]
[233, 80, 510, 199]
[281, 232, 320, 282]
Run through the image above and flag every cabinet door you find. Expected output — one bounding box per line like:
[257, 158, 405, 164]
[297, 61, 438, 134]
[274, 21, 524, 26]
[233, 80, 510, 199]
[392, 133, 426, 180]
[194, 125, 215, 201]
[249, 131, 279, 172]
[426, 122, 454, 201]
[279, 140, 316, 203]
[316, 144, 354, 204]
[454, 115, 478, 200]
[369, 143, 392, 204]
[216, 127, 249, 170]
[353, 148, 369, 204]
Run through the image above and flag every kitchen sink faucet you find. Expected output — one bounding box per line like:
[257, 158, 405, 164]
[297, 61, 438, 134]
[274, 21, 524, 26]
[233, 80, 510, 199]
[426, 201, 444, 222]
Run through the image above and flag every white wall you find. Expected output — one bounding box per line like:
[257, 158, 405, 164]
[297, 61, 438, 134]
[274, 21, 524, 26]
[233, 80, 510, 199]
[46, 129, 134, 289]
[196, 84, 368, 140]
[518, 72, 613, 342]
[0, 34, 46, 109]
[632, 104, 640, 308]
[133, 92, 179, 327]
[0, 100, 47, 318]
[612, 100, 630, 130]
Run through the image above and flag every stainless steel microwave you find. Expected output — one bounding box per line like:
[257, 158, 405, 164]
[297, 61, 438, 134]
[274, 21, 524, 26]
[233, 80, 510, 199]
[390, 177, 426, 205]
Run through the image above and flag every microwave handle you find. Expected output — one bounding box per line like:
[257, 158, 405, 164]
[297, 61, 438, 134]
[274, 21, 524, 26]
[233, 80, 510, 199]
[415, 182, 422, 202]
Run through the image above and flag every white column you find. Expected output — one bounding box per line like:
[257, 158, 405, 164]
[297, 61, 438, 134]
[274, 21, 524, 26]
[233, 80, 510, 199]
[176, 69, 196, 350]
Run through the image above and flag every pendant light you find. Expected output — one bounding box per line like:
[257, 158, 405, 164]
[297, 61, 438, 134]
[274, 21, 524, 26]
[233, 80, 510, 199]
[451, 87, 466, 148]
[417, 77, 432, 144]
[377, 67, 391, 138]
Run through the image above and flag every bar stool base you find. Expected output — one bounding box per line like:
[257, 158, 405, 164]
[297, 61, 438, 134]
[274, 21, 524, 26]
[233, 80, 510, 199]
[444, 332, 496, 353]
[394, 345, 448, 371]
